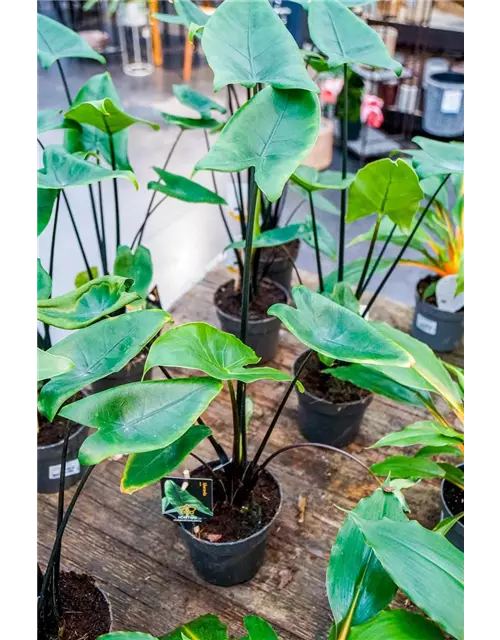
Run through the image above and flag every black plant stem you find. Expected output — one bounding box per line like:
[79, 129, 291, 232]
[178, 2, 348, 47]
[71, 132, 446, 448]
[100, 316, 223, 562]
[52, 425, 70, 607]
[362, 174, 451, 317]
[97, 160, 109, 274]
[338, 64, 349, 283]
[157, 365, 229, 467]
[133, 195, 168, 248]
[229, 172, 243, 215]
[308, 191, 324, 292]
[356, 214, 381, 298]
[284, 200, 305, 226]
[105, 124, 121, 248]
[236, 171, 247, 240]
[49, 193, 61, 281]
[56, 60, 73, 105]
[228, 380, 241, 473]
[359, 222, 396, 296]
[38, 466, 95, 608]
[229, 84, 241, 110]
[189, 452, 228, 501]
[282, 245, 303, 285]
[88, 184, 106, 273]
[61, 190, 94, 280]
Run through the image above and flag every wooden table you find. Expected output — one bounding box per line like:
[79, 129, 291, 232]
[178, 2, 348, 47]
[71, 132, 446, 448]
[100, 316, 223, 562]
[38, 268, 463, 639]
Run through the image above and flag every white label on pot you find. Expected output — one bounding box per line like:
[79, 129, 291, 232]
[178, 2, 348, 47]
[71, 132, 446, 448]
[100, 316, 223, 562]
[436, 274, 464, 312]
[416, 313, 437, 335]
[48, 459, 81, 480]
[441, 90, 462, 114]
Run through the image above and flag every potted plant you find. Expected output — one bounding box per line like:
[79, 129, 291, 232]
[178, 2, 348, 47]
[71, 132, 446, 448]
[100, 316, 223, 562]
[350, 136, 465, 353]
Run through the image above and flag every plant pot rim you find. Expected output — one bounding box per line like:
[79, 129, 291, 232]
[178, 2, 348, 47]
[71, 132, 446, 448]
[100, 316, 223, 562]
[440, 462, 464, 531]
[180, 466, 283, 548]
[214, 279, 288, 326]
[293, 350, 374, 409]
[415, 283, 464, 318]
[37, 422, 87, 452]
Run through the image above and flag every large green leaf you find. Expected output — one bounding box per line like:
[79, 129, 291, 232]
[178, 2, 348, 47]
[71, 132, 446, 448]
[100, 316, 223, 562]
[38, 145, 137, 190]
[348, 610, 444, 640]
[37, 349, 74, 382]
[145, 322, 293, 384]
[438, 463, 464, 488]
[225, 224, 304, 251]
[371, 455, 446, 480]
[370, 323, 463, 412]
[323, 258, 392, 292]
[64, 72, 132, 171]
[121, 424, 211, 494]
[60, 378, 223, 465]
[162, 479, 213, 516]
[290, 165, 355, 192]
[38, 109, 80, 135]
[174, 0, 210, 27]
[201, 0, 318, 92]
[329, 283, 360, 314]
[291, 183, 340, 215]
[38, 187, 59, 237]
[351, 516, 464, 639]
[325, 363, 428, 407]
[195, 86, 320, 202]
[37, 259, 52, 300]
[161, 112, 223, 131]
[268, 286, 412, 365]
[37, 276, 140, 329]
[371, 420, 463, 449]
[243, 616, 278, 640]
[347, 159, 423, 232]
[148, 168, 226, 205]
[308, 0, 401, 74]
[301, 216, 337, 260]
[348, 216, 432, 256]
[113, 245, 153, 299]
[65, 98, 159, 135]
[327, 488, 406, 630]
[38, 310, 172, 421]
[173, 84, 226, 118]
[37, 13, 106, 69]
[97, 634, 156, 640]
[404, 137, 464, 177]
[160, 614, 228, 640]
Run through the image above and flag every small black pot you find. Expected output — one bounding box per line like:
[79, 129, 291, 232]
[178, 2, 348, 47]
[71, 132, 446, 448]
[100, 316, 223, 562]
[411, 294, 464, 353]
[293, 352, 373, 447]
[37, 424, 89, 494]
[440, 463, 464, 552]
[214, 281, 287, 362]
[179, 465, 282, 586]
[258, 241, 300, 293]
[89, 351, 152, 393]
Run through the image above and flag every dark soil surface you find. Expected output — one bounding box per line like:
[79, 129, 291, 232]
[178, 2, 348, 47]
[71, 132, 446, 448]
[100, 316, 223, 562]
[297, 352, 371, 404]
[193, 468, 280, 543]
[443, 480, 464, 523]
[37, 393, 83, 446]
[215, 278, 287, 321]
[57, 572, 111, 640]
[417, 274, 440, 306]
[259, 238, 300, 268]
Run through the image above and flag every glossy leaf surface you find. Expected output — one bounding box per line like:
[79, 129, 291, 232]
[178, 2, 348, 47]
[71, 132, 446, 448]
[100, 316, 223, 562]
[173, 84, 226, 118]
[160, 614, 227, 640]
[290, 165, 354, 192]
[161, 112, 223, 131]
[65, 98, 159, 135]
[37, 259, 52, 300]
[372, 455, 446, 480]
[38, 109, 80, 134]
[406, 137, 464, 177]
[148, 168, 226, 204]
[348, 610, 444, 640]
[37, 187, 59, 236]
[329, 283, 360, 314]
[243, 616, 279, 640]
[371, 420, 463, 449]
[75, 267, 99, 288]
[323, 258, 392, 291]
[37, 349, 74, 382]
[113, 245, 153, 299]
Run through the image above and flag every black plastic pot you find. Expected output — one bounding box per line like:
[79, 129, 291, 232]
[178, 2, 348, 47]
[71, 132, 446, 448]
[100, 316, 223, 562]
[89, 351, 152, 393]
[411, 293, 464, 353]
[179, 465, 282, 586]
[440, 463, 464, 551]
[258, 240, 300, 293]
[293, 351, 373, 447]
[214, 281, 287, 362]
[37, 423, 89, 494]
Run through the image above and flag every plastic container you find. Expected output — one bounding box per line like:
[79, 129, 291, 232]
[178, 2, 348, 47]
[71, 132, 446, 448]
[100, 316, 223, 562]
[37, 424, 89, 494]
[423, 58, 449, 88]
[440, 463, 464, 551]
[293, 352, 373, 447]
[411, 294, 464, 353]
[180, 467, 282, 586]
[423, 72, 464, 138]
[214, 281, 287, 362]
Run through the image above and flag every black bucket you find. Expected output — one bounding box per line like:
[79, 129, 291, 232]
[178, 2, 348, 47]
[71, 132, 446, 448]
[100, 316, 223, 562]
[411, 294, 464, 353]
[89, 351, 152, 393]
[440, 463, 464, 552]
[293, 352, 373, 447]
[37, 423, 89, 494]
[179, 467, 282, 586]
[214, 281, 287, 363]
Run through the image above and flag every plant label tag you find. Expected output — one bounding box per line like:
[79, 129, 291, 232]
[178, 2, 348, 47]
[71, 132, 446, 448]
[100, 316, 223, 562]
[436, 274, 464, 312]
[161, 477, 213, 524]
[441, 90, 462, 114]
[415, 313, 437, 336]
[48, 459, 81, 480]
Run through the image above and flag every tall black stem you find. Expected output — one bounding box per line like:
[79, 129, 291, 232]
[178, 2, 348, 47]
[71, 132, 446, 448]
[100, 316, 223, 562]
[97, 160, 109, 274]
[308, 191, 324, 292]
[236, 171, 247, 241]
[38, 466, 95, 608]
[362, 174, 451, 316]
[356, 215, 381, 298]
[284, 200, 305, 226]
[359, 222, 396, 296]
[48, 193, 61, 281]
[105, 123, 120, 248]
[88, 184, 106, 273]
[61, 190, 93, 280]
[338, 64, 349, 283]
[52, 426, 70, 606]
[228, 381, 241, 473]
[56, 60, 72, 105]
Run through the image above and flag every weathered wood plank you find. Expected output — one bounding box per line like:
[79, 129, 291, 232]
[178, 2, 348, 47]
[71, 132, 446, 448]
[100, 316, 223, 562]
[38, 267, 463, 638]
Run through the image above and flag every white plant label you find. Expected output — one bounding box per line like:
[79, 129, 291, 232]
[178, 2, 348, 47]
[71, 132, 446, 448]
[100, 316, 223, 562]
[441, 90, 462, 114]
[436, 274, 464, 312]
[48, 459, 81, 480]
[415, 313, 437, 336]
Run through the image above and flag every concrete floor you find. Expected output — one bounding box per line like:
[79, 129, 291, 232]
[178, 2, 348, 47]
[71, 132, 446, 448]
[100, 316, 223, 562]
[38, 52, 424, 326]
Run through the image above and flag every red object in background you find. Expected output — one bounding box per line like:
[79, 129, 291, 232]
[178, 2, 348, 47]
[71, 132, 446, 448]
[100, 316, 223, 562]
[361, 95, 385, 128]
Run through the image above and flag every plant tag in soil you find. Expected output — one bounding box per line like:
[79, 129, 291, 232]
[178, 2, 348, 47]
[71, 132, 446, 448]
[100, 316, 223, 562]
[48, 459, 81, 480]
[161, 477, 213, 525]
[436, 274, 464, 312]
